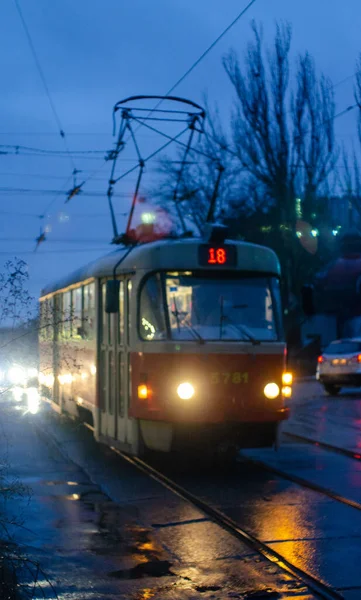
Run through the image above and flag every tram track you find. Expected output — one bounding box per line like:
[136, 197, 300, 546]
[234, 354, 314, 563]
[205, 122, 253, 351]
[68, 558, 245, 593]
[116, 449, 344, 600]
[283, 431, 361, 462]
[238, 451, 361, 513]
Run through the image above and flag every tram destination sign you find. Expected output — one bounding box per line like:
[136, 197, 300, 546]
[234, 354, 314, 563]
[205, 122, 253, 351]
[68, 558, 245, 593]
[198, 244, 237, 267]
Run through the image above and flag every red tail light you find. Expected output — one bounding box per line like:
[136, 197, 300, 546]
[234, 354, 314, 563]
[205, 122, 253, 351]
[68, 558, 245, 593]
[350, 354, 361, 364]
[318, 356, 324, 363]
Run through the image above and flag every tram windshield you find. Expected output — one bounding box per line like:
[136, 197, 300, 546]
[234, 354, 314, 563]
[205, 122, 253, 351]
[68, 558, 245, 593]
[139, 271, 282, 342]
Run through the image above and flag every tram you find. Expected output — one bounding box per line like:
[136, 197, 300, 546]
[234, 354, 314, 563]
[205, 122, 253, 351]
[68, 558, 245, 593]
[38, 226, 291, 456]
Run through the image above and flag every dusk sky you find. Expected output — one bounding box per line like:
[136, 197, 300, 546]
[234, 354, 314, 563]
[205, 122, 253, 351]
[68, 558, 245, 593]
[0, 0, 360, 300]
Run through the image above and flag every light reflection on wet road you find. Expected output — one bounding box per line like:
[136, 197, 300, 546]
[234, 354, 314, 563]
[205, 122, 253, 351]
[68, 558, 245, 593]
[0, 397, 317, 600]
[145, 380, 361, 598]
[2, 380, 361, 598]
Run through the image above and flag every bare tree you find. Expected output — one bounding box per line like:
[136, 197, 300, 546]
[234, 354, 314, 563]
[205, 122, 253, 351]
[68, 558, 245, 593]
[156, 105, 243, 234]
[157, 21, 338, 320]
[223, 22, 337, 303]
[293, 52, 337, 221]
[340, 148, 361, 226]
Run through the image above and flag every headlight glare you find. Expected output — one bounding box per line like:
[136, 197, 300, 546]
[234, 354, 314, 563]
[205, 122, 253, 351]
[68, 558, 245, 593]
[177, 382, 195, 400]
[28, 368, 38, 378]
[264, 383, 280, 399]
[8, 366, 26, 385]
[27, 387, 40, 414]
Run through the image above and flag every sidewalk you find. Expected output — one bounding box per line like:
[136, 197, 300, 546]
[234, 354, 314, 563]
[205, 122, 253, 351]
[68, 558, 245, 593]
[0, 395, 317, 599]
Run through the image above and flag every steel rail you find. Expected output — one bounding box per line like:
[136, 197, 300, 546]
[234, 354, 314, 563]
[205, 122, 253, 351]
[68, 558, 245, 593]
[238, 452, 361, 513]
[115, 449, 343, 600]
[284, 432, 361, 461]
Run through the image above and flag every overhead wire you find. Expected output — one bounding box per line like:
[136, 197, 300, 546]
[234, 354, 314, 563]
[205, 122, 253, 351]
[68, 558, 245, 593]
[83, 0, 259, 195]
[13, 0, 77, 172]
[0, 248, 111, 255]
[0, 144, 106, 155]
[113, 125, 191, 184]
[131, 0, 258, 133]
[0, 209, 127, 219]
[131, 117, 217, 161]
[0, 187, 141, 197]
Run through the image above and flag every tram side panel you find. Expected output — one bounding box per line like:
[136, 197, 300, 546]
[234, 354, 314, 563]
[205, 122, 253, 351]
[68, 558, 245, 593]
[56, 339, 97, 420]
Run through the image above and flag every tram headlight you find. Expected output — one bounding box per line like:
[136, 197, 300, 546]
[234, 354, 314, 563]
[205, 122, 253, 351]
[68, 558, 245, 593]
[264, 383, 280, 399]
[282, 372, 293, 386]
[177, 382, 195, 401]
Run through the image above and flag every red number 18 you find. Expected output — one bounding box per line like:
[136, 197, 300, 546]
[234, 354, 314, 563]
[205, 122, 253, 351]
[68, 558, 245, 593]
[208, 247, 226, 264]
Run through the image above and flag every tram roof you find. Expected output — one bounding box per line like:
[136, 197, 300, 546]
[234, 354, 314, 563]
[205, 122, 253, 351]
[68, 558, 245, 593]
[40, 237, 280, 297]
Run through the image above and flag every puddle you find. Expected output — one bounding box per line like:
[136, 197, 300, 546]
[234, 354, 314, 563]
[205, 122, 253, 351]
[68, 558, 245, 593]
[109, 559, 174, 580]
[243, 591, 280, 599]
[195, 584, 222, 592]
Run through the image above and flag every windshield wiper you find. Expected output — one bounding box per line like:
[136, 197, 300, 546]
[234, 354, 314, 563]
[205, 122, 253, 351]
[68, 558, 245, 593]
[171, 296, 205, 345]
[222, 314, 260, 346]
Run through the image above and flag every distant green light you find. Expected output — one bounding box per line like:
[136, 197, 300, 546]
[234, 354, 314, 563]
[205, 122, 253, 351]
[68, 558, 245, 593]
[311, 229, 319, 238]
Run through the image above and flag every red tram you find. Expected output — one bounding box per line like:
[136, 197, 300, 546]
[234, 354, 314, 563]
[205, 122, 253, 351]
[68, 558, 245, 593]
[39, 229, 291, 455]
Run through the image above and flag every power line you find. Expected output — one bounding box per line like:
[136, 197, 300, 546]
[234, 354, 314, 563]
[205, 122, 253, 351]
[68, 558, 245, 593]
[0, 238, 110, 244]
[108, 0, 258, 194]
[0, 144, 106, 155]
[13, 0, 76, 172]
[0, 248, 111, 256]
[39, 175, 73, 219]
[0, 186, 137, 197]
[132, 0, 258, 131]
[0, 209, 127, 219]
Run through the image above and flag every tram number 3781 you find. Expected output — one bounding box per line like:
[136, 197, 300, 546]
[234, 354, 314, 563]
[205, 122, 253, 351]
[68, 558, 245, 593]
[210, 372, 249, 384]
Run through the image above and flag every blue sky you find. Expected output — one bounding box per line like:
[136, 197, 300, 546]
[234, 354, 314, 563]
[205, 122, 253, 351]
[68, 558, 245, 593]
[0, 0, 360, 299]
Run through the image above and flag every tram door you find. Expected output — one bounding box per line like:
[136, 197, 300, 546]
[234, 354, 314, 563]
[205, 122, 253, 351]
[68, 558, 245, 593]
[99, 279, 129, 443]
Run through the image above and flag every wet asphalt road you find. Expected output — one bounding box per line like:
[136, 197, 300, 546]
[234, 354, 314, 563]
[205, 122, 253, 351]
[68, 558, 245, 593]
[0, 396, 314, 600]
[1, 381, 361, 598]
[144, 381, 361, 599]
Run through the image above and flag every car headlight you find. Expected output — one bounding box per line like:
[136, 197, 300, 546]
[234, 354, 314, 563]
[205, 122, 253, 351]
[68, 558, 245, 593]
[28, 368, 38, 379]
[8, 366, 26, 385]
[177, 382, 195, 400]
[27, 388, 40, 415]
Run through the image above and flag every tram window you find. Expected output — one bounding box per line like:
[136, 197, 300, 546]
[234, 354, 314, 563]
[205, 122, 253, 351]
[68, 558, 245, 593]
[108, 351, 114, 415]
[72, 287, 82, 338]
[165, 272, 280, 342]
[39, 301, 46, 340]
[99, 349, 106, 411]
[139, 274, 166, 341]
[47, 298, 54, 340]
[119, 281, 125, 342]
[102, 284, 109, 344]
[127, 280, 132, 344]
[83, 283, 95, 340]
[40, 299, 52, 340]
[119, 354, 124, 416]
[62, 291, 72, 338]
[54, 294, 62, 340]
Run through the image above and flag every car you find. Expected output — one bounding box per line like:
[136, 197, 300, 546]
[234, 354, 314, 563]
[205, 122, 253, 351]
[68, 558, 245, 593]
[317, 338, 361, 395]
